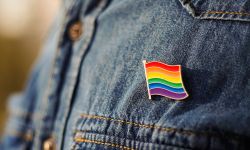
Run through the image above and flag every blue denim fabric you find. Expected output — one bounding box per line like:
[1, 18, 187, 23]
[2, 0, 250, 149]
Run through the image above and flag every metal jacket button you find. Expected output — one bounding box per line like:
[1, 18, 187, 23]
[43, 137, 55, 150]
[68, 21, 83, 41]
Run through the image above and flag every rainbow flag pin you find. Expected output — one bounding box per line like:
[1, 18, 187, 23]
[143, 60, 189, 100]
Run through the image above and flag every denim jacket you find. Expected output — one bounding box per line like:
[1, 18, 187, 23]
[2, 0, 250, 149]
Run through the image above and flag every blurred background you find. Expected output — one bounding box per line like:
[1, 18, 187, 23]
[0, 0, 60, 135]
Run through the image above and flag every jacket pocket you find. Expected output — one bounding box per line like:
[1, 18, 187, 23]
[71, 114, 191, 150]
[179, 0, 250, 22]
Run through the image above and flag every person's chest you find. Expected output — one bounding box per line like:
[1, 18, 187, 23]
[34, 0, 250, 149]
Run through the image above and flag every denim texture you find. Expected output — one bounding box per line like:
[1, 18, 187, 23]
[2, 0, 250, 149]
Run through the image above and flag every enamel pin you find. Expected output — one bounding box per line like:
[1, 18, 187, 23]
[143, 60, 189, 100]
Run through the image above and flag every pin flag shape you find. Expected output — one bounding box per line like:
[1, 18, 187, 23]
[143, 60, 189, 100]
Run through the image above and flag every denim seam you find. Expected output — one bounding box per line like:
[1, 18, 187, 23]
[181, 0, 250, 20]
[73, 137, 134, 150]
[204, 11, 250, 16]
[80, 114, 197, 135]
[73, 130, 192, 149]
[80, 113, 245, 141]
